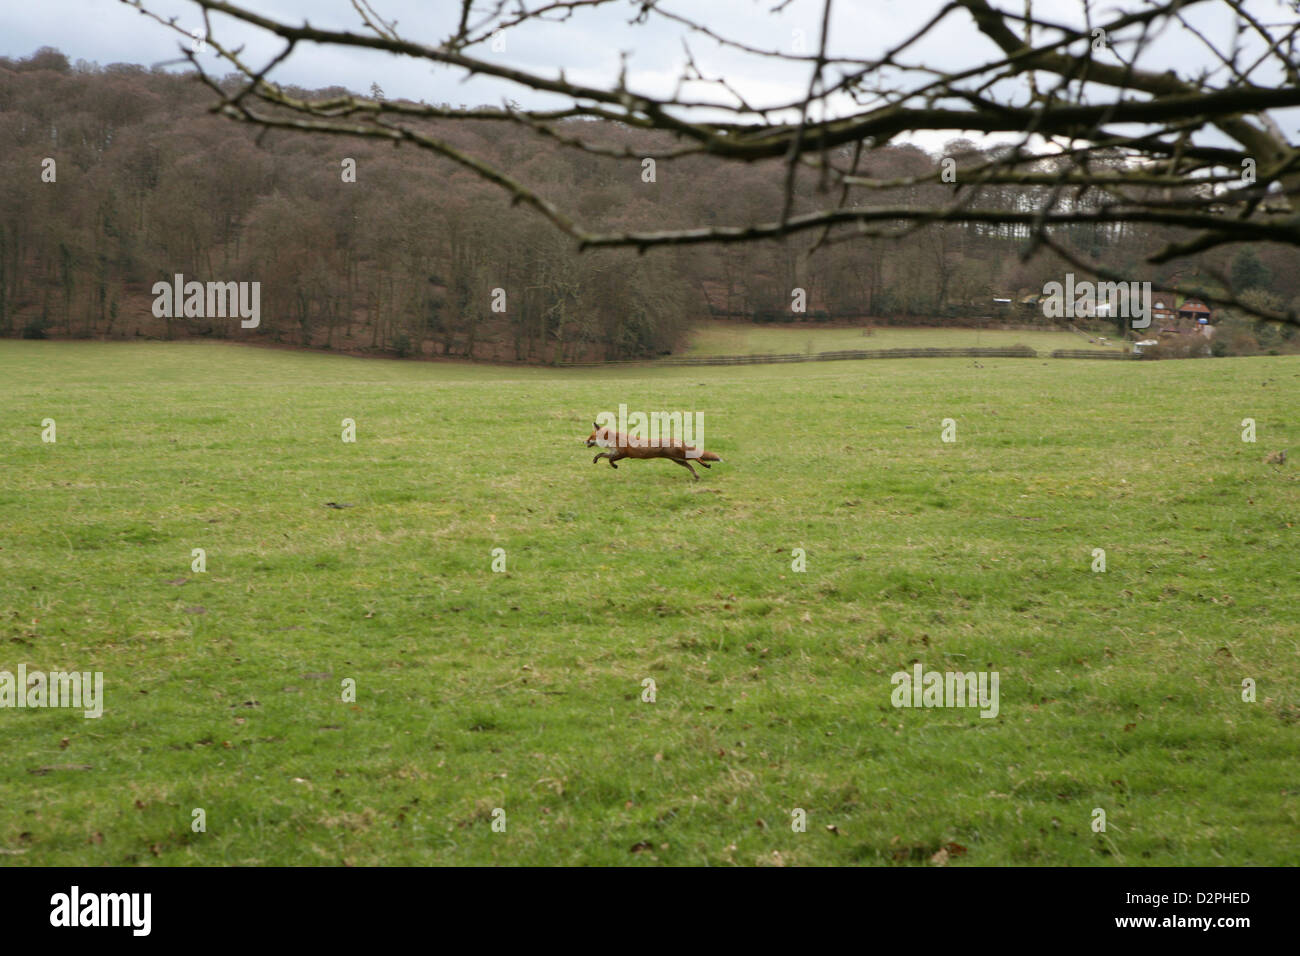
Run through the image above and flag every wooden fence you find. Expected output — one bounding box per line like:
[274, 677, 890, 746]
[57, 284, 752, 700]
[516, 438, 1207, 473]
[1049, 349, 1140, 360]
[559, 344, 1143, 368]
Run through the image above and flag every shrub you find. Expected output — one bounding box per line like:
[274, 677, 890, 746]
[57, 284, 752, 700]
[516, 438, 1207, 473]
[21, 319, 49, 339]
[1147, 336, 1211, 359]
[1227, 331, 1259, 355]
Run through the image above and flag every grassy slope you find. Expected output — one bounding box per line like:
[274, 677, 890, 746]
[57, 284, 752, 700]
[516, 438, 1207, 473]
[681, 322, 1125, 357]
[0, 340, 1295, 866]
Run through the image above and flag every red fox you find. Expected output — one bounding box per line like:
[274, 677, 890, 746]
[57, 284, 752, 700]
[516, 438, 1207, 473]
[585, 422, 723, 480]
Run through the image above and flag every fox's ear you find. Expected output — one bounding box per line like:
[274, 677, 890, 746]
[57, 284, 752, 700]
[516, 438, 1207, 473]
[593, 422, 599, 431]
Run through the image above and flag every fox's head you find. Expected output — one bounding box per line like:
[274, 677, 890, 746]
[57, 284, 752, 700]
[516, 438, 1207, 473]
[586, 422, 613, 448]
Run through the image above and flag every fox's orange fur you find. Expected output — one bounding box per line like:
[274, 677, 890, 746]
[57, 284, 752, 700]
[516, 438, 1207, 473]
[585, 423, 722, 480]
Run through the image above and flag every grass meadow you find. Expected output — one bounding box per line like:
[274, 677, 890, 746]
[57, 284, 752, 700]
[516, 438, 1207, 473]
[1, 340, 1296, 866]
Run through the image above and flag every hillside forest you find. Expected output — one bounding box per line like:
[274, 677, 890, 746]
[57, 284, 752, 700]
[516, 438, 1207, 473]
[2, 47, 1296, 362]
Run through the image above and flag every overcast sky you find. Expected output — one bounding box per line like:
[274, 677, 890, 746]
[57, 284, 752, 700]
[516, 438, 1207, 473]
[3, 0, 1296, 150]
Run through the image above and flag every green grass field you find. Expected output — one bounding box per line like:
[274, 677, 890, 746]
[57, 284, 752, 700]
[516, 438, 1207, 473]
[1, 340, 1296, 866]
[681, 321, 1124, 356]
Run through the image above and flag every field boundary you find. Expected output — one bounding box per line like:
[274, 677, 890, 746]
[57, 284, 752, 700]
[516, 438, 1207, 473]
[1049, 348, 1141, 360]
[561, 345, 1137, 367]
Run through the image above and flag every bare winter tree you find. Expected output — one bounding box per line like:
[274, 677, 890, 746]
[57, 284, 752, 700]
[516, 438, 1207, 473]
[127, 0, 1300, 324]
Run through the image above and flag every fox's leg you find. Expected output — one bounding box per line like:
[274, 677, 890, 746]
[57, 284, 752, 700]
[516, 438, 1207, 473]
[697, 460, 711, 468]
[592, 452, 607, 464]
[607, 452, 625, 469]
[673, 458, 699, 480]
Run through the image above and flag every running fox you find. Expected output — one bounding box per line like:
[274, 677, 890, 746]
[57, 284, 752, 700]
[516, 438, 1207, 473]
[585, 422, 723, 480]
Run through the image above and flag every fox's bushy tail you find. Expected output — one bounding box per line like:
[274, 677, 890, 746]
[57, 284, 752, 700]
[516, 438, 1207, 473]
[698, 450, 722, 462]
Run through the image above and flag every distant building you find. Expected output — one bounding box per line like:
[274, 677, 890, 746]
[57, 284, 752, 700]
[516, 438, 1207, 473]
[1177, 297, 1212, 323]
[1152, 292, 1212, 326]
[1151, 295, 1178, 326]
[1028, 283, 1214, 335]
